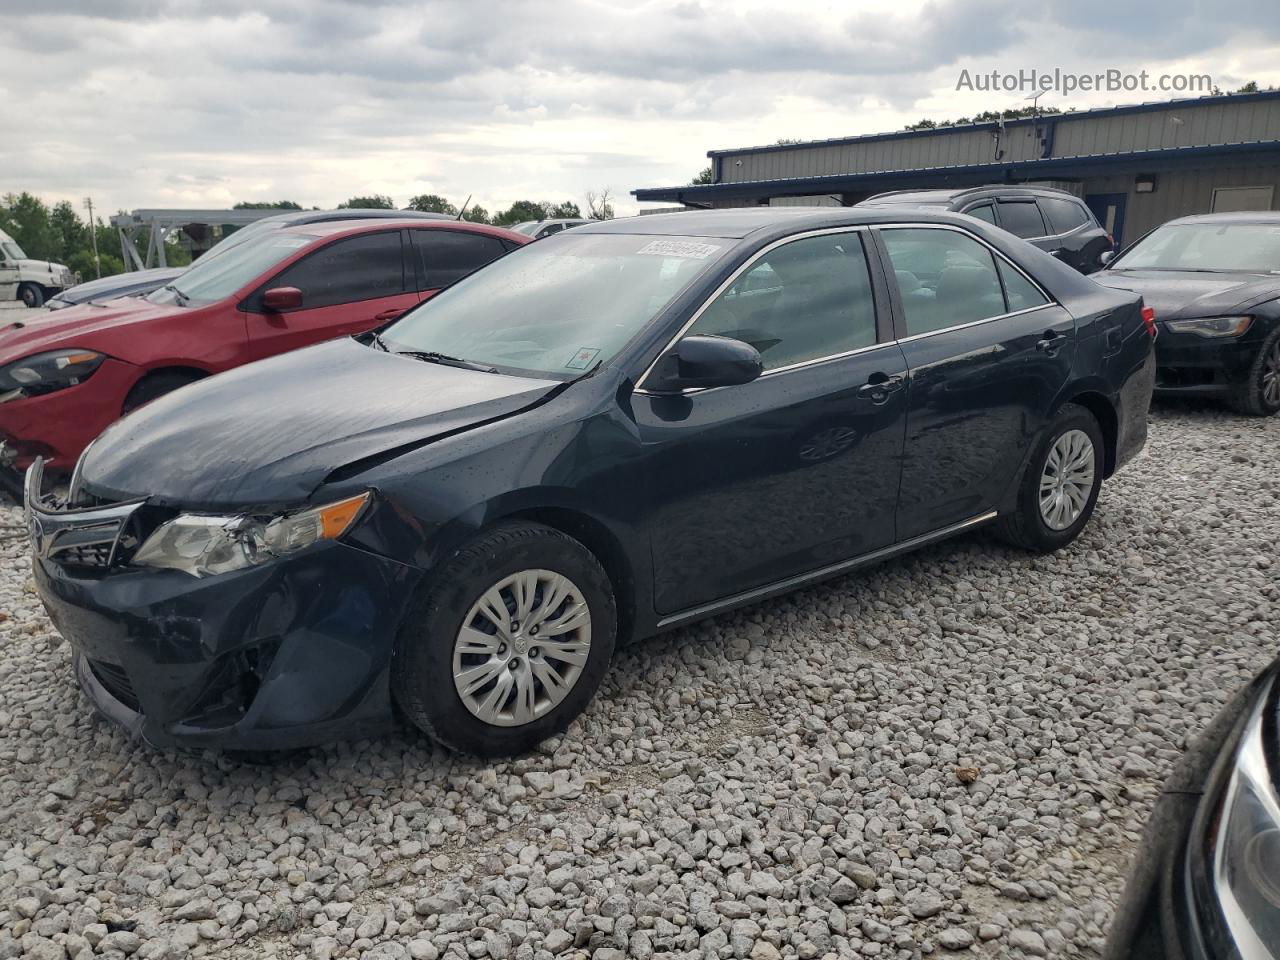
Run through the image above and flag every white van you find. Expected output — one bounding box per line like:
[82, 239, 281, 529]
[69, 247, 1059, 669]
[0, 228, 74, 307]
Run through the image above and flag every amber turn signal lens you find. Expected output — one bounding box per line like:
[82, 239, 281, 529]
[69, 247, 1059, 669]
[317, 493, 370, 539]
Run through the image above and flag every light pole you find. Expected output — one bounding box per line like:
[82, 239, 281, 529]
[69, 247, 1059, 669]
[83, 197, 101, 278]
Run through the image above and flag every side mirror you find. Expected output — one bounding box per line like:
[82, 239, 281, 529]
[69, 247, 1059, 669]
[1098, 250, 1115, 267]
[646, 334, 763, 394]
[262, 286, 303, 311]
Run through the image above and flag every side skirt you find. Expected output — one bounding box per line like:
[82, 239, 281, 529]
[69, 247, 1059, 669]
[654, 510, 998, 632]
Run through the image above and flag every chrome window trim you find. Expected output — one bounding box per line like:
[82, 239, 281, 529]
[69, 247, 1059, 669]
[634, 221, 1061, 398]
[634, 225, 878, 394]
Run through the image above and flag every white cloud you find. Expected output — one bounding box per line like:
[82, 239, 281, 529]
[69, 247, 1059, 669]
[1, 0, 1278, 219]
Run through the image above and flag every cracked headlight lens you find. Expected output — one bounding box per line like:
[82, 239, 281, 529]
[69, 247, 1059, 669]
[131, 492, 369, 577]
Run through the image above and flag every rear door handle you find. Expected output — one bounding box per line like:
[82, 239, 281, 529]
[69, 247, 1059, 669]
[374, 308, 404, 322]
[857, 374, 904, 404]
[1036, 331, 1067, 357]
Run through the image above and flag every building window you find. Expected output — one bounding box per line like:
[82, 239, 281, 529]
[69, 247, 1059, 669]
[1210, 186, 1275, 213]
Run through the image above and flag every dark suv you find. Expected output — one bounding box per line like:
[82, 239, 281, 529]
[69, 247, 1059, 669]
[859, 186, 1113, 274]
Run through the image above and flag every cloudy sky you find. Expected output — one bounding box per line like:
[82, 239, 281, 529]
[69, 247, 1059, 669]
[3, 0, 1279, 219]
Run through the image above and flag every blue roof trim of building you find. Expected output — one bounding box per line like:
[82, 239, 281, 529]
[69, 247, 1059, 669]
[633, 139, 1280, 203]
[704, 89, 1280, 159]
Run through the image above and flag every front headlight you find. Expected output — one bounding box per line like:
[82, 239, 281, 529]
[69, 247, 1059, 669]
[0, 348, 105, 398]
[131, 492, 369, 577]
[1165, 316, 1254, 338]
[1194, 681, 1280, 958]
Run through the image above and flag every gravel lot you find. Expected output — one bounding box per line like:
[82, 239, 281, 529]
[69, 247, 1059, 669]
[0, 401, 1276, 960]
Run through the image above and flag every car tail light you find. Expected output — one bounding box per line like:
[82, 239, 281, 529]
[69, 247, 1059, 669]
[1108, 233, 1116, 248]
[1141, 306, 1157, 338]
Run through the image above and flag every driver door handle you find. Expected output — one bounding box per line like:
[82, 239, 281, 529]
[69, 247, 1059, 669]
[857, 374, 904, 404]
[374, 308, 404, 322]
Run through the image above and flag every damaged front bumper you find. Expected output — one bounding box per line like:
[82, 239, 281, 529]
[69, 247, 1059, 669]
[28, 464, 423, 751]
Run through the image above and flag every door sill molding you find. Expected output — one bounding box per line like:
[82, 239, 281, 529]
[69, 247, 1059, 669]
[655, 510, 998, 631]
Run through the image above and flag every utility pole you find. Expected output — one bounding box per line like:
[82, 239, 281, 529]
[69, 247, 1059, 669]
[84, 197, 101, 278]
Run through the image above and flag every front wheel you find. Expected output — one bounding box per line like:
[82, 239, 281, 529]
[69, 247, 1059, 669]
[392, 521, 616, 757]
[1228, 329, 1280, 417]
[18, 283, 44, 308]
[996, 403, 1104, 553]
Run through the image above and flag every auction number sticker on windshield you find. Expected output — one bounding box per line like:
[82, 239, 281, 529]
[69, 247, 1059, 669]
[566, 347, 601, 370]
[636, 240, 721, 259]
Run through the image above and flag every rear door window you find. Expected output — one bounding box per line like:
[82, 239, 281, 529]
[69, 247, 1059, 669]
[266, 231, 405, 309]
[880, 228, 1007, 335]
[1039, 197, 1092, 235]
[413, 230, 508, 289]
[996, 201, 1049, 239]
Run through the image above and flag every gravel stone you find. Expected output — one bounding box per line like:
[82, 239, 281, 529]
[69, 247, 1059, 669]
[0, 403, 1275, 960]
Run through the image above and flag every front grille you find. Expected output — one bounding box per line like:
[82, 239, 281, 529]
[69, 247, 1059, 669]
[87, 659, 142, 713]
[53, 542, 115, 569]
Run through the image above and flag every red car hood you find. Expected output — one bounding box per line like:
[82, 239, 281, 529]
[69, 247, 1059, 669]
[0, 297, 191, 365]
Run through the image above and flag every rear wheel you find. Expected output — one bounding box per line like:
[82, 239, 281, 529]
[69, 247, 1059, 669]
[1228, 329, 1280, 417]
[996, 403, 1104, 553]
[392, 521, 616, 757]
[122, 371, 203, 414]
[18, 283, 44, 308]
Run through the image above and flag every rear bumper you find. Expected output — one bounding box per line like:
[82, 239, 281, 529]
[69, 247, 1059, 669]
[0, 358, 139, 473]
[1115, 349, 1156, 474]
[34, 540, 420, 750]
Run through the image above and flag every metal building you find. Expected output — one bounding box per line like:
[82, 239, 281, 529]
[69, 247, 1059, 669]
[632, 90, 1280, 246]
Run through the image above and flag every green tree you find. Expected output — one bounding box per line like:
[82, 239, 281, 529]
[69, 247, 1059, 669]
[491, 200, 550, 226]
[233, 200, 303, 210]
[338, 194, 395, 209]
[904, 105, 1061, 132]
[0, 192, 59, 260]
[407, 194, 458, 215]
[461, 204, 490, 223]
[547, 201, 581, 218]
[50, 200, 88, 263]
[691, 166, 714, 185]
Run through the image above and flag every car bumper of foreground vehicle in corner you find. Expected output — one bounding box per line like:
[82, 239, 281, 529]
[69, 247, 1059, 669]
[34, 538, 421, 750]
[1153, 326, 1262, 396]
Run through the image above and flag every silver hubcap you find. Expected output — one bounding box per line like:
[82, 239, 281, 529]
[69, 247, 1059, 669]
[1263, 341, 1280, 408]
[1039, 429, 1095, 531]
[451, 569, 592, 728]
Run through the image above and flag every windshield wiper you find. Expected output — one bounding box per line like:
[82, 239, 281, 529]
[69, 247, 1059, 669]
[161, 283, 190, 305]
[395, 350, 499, 374]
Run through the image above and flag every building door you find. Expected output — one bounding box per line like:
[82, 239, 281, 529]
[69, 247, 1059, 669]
[1085, 193, 1127, 247]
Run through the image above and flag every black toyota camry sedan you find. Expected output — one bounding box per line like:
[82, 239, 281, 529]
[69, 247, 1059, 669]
[28, 208, 1155, 757]
[1105, 655, 1280, 960]
[1094, 212, 1280, 416]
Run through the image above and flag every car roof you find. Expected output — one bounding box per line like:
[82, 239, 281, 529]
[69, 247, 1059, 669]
[862, 185, 1085, 205]
[1162, 211, 1280, 226]
[577, 207, 1024, 239]
[256, 208, 454, 226]
[278, 218, 523, 239]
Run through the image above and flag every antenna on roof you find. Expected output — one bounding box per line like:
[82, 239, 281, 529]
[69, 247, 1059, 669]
[456, 195, 472, 221]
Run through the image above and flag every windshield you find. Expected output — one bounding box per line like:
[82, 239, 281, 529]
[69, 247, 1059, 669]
[1114, 222, 1280, 273]
[382, 233, 730, 378]
[2, 241, 27, 260]
[145, 231, 319, 307]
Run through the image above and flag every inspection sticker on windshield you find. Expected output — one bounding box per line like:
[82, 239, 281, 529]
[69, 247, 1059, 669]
[636, 239, 720, 260]
[566, 347, 601, 370]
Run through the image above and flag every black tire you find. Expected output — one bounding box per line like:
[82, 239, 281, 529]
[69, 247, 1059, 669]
[18, 283, 44, 308]
[996, 403, 1105, 553]
[1227, 327, 1280, 417]
[392, 521, 616, 757]
[122, 370, 202, 414]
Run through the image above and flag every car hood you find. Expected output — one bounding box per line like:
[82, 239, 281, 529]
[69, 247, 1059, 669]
[80, 337, 563, 510]
[1092, 270, 1280, 320]
[14, 257, 70, 274]
[0, 296, 184, 361]
[55, 267, 184, 304]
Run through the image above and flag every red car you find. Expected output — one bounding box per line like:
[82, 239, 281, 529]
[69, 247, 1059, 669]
[0, 218, 527, 493]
